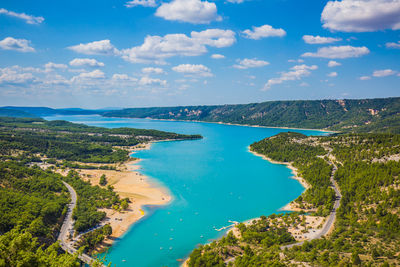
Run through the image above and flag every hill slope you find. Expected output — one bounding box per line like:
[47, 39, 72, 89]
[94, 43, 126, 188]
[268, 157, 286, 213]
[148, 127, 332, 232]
[103, 97, 400, 133]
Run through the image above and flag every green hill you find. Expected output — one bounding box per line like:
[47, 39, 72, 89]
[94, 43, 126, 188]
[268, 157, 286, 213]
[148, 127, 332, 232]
[103, 97, 400, 133]
[0, 108, 37, 118]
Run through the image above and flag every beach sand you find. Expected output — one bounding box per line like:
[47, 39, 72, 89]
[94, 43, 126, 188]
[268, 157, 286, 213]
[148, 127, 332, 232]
[77, 142, 172, 249]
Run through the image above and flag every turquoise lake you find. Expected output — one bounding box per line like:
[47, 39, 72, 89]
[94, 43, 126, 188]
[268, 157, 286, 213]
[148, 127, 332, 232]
[45, 115, 328, 267]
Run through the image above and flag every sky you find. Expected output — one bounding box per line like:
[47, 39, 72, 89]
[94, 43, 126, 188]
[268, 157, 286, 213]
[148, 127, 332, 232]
[0, 0, 399, 109]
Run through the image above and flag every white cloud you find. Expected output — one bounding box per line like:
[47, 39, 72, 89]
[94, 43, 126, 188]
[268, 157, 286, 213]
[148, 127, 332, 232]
[142, 67, 165, 74]
[359, 75, 371, 80]
[125, 0, 157, 7]
[68, 40, 119, 55]
[302, 45, 369, 59]
[0, 8, 44, 24]
[0, 37, 35, 52]
[155, 0, 221, 24]
[328, 60, 341, 67]
[263, 64, 318, 90]
[139, 76, 167, 86]
[45, 62, 68, 72]
[112, 74, 138, 82]
[288, 59, 304, 63]
[72, 70, 105, 82]
[386, 41, 400, 49]
[372, 69, 396, 77]
[211, 54, 225, 59]
[0, 67, 35, 85]
[191, 29, 236, 48]
[242, 24, 286, 40]
[172, 64, 213, 77]
[121, 29, 235, 64]
[327, 71, 338, 77]
[321, 0, 400, 32]
[69, 58, 105, 67]
[226, 0, 245, 3]
[233, 58, 269, 69]
[302, 35, 342, 44]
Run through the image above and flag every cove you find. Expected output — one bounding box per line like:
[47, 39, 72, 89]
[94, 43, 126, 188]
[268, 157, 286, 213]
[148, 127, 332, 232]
[44, 115, 328, 267]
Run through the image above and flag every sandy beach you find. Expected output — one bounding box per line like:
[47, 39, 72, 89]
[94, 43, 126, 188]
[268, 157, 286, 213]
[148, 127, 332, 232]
[77, 142, 172, 249]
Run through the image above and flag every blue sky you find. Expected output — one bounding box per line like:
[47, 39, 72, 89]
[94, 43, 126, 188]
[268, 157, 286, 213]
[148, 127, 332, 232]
[0, 0, 399, 108]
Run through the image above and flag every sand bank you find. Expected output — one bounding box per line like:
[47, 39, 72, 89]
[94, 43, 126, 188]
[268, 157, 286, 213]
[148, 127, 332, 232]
[78, 142, 172, 248]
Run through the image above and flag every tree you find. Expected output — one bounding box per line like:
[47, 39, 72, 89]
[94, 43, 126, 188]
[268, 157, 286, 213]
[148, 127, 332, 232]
[99, 174, 107, 186]
[120, 199, 129, 210]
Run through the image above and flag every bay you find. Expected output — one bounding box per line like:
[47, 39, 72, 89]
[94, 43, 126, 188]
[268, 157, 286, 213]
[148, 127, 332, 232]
[45, 115, 328, 267]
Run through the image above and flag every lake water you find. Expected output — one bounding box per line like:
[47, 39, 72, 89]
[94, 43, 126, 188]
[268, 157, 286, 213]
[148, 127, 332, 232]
[45, 115, 328, 267]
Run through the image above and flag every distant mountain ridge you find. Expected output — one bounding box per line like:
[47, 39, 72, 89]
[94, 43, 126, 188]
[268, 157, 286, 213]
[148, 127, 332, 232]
[102, 97, 400, 133]
[0, 106, 101, 117]
[0, 108, 38, 118]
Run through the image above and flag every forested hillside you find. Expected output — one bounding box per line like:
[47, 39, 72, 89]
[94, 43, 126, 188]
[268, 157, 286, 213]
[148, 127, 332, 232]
[103, 97, 400, 133]
[188, 132, 400, 266]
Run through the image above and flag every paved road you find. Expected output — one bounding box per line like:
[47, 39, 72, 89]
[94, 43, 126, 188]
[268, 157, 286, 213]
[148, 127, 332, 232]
[281, 160, 341, 249]
[58, 181, 105, 266]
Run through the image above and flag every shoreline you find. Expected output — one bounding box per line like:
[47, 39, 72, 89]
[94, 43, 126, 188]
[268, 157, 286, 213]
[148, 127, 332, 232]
[78, 141, 173, 251]
[247, 146, 311, 212]
[102, 115, 337, 134]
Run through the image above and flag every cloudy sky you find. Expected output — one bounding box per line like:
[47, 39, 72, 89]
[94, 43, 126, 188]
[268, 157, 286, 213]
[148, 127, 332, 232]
[0, 0, 399, 108]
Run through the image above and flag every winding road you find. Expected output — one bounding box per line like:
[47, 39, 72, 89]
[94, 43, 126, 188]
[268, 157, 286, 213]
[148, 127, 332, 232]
[58, 181, 105, 266]
[281, 159, 341, 249]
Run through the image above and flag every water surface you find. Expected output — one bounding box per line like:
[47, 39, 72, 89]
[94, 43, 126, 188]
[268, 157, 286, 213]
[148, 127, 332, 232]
[45, 115, 327, 267]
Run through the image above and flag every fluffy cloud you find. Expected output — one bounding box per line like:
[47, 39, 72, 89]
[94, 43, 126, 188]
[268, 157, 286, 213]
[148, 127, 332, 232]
[242, 24, 286, 40]
[226, 0, 245, 3]
[125, 0, 157, 7]
[233, 58, 269, 69]
[72, 70, 105, 82]
[0, 8, 44, 24]
[172, 64, 213, 77]
[302, 35, 342, 44]
[191, 29, 236, 48]
[142, 67, 165, 74]
[327, 71, 338, 77]
[0, 67, 35, 85]
[121, 29, 235, 64]
[302, 45, 369, 59]
[263, 64, 318, 90]
[139, 76, 167, 86]
[45, 62, 68, 72]
[69, 58, 105, 67]
[288, 59, 304, 63]
[321, 0, 400, 32]
[112, 74, 138, 82]
[155, 0, 221, 24]
[372, 69, 396, 77]
[359, 75, 371, 80]
[211, 54, 225, 59]
[328, 60, 341, 67]
[386, 41, 400, 49]
[68, 40, 119, 55]
[0, 37, 35, 52]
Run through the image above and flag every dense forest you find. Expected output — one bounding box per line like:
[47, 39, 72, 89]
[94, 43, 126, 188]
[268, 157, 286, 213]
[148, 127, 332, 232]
[188, 132, 400, 266]
[102, 97, 400, 133]
[0, 117, 201, 266]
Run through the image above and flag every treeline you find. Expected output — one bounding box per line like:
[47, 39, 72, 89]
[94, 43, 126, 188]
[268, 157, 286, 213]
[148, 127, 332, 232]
[0, 117, 202, 140]
[102, 97, 400, 133]
[0, 117, 201, 164]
